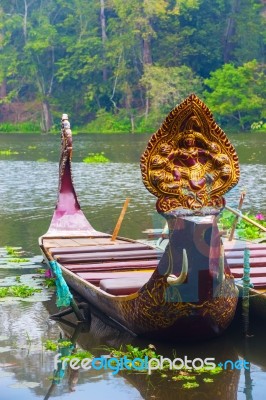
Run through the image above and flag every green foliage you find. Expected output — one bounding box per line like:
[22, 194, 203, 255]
[219, 210, 266, 240]
[83, 152, 110, 163]
[0, 0, 265, 131]
[0, 285, 41, 298]
[5, 246, 22, 256]
[44, 278, 56, 288]
[251, 120, 266, 132]
[0, 122, 41, 133]
[0, 149, 19, 155]
[82, 109, 132, 133]
[204, 61, 266, 130]
[44, 339, 73, 351]
[104, 343, 159, 360]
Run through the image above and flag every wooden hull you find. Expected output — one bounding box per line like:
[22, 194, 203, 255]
[40, 223, 238, 341]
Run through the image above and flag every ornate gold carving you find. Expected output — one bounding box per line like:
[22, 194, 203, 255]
[140, 94, 240, 213]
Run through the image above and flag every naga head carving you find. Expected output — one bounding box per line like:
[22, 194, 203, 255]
[140, 94, 240, 214]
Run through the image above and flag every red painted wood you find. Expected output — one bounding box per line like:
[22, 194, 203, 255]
[50, 243, 153, 255]
[249, 276, 266, 288]
[100, 276, 149, 295]
[225, 250, 266, 259]
[77, 271, 153, 284]
[231, 267, 266, 278]
[55, 249, 162, 263]
[226, 257, 266, 268]
[64, 259, 160, 272]
[224, 242, 266, 251]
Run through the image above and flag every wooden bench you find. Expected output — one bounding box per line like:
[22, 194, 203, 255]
[65, 259, 159, 272]
[99, 276, 150, 295]
[77, 270, 153, 284]
[50, 243, 152, 255]
[54, 249, 163, 263]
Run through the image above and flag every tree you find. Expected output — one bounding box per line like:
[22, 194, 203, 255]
[204, 60, 266, 130]
[140, 64, 203, 125]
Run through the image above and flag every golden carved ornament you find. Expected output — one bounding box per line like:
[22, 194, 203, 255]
[140, 94, 240, 213]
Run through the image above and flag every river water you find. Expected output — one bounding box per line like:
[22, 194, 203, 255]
[0, 132, 266, 400]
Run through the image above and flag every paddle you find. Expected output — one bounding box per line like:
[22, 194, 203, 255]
[111, 198, 130, 241]
[228, 191, 246, 241]
[225, 205, 266, 233]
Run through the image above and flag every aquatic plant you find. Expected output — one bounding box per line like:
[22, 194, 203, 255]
[83, 152, 110, 163]
[103, 343, 159, 360]
[219, 209, 266, 240]
[0, 285, 42, 298]
[0, 149, 19, 155]
[9, 258, 29, 263]
[5, 246, 22, 257]
[44, 339, 73, 351]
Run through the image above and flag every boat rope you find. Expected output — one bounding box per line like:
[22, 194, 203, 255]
[242, 249, 251, 337]
[49, 260, 74, 308]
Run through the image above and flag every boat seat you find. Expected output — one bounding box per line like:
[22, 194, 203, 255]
[54, 249, 162, 263]
[225, 250, 266, 259]
[99, 276, 150, 295]
[64, 259, 160, 272]
[226, 257, 266, 268]
[50, 243, 152, 255]
[248, 277, 266, 289]
[224, 243, 266, 251]
[77, 271, 153, 284]
[231, 267, 266, 278]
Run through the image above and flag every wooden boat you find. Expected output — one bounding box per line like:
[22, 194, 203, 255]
[39, 94, 241, 341]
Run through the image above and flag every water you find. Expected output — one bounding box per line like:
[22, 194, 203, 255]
[0, 133, 266, 399]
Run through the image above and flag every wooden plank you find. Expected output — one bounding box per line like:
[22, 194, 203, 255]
[50, 243, 152, 255]
[55, 249, 163, 263]
[227, 257, 266, 268]
[64, 259, 160, 272]
[76, 270, 153, 284]
[231, 267, 266, 278]
[224, 242, 266, 251]
[225, 250, 266, 259]
[249, 276, 266, 289]
[100, 276, 149, 295]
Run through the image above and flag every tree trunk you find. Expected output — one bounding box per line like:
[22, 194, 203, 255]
[41, 100, 52, 132]
[223, 0, 241, 62]
[100, 0, 108, 81]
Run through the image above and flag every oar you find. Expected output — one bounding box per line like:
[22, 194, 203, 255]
[228, 191, 246, 241]
[111, 198, 130, 241]
[225, 205, 266, 233]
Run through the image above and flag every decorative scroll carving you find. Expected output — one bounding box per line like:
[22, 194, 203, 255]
[140, 94, 240, 214]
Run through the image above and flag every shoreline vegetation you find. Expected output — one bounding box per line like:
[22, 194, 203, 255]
[0, 120, 265, 135]
[0, 2, 265, 134]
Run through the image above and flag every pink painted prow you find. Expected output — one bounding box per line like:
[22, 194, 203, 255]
[46, 114, 102, 237]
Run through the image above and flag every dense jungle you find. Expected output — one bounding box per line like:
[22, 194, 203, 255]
[0, 0, 265, 133]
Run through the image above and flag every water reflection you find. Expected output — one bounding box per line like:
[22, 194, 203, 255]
[1, 292, 266, 399]
[0, 133, 266, 399]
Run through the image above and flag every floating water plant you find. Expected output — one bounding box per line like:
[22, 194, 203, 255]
[0, 285, 41, 298]
[219, 209, 266, 240]
[0, 150, 19, 155]
[83, 152, 110, 163]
